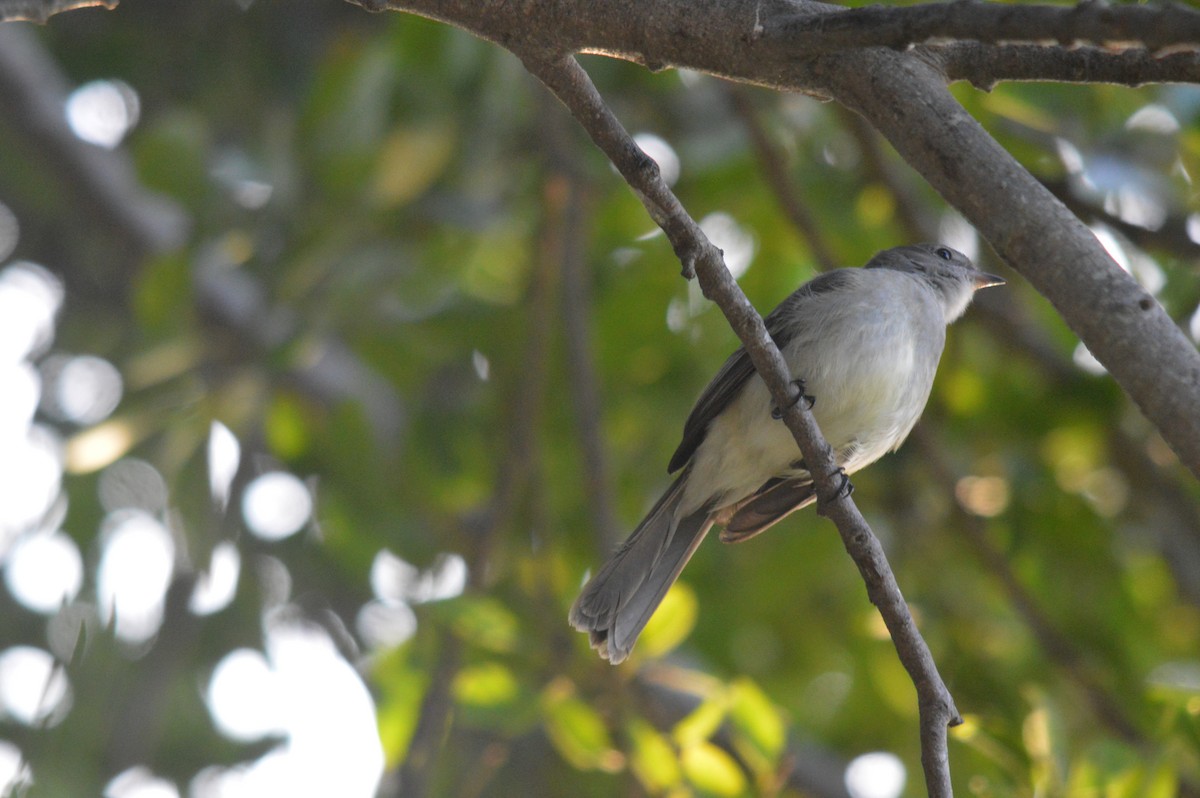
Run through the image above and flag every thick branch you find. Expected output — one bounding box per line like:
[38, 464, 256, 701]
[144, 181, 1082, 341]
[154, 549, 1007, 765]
[770, 0, 1200, 54]
[519, 50, 961, 797]
[934, 41, 1200, 88]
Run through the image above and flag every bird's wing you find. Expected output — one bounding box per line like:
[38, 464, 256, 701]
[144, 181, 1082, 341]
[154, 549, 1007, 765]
[718, 476, 816, 543]
[666, 269, 855, 473]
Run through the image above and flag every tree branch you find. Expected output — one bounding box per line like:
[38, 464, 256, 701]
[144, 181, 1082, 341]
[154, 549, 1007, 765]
[0, 0, 115, 24]
[518, 50, 961, 797]
[813, 47, 1200, 479]
[349, 0, 1200, 475]
[934, 42, 1200, 89]
[769, 1, 1200, 55]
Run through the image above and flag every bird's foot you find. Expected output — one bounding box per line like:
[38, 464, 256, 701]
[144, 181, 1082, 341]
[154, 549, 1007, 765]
[770, 379, 815, 420]
[817, 467, 854, 511]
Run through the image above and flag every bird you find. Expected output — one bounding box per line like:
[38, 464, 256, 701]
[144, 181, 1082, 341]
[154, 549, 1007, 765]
[569, 243, 1004, 663]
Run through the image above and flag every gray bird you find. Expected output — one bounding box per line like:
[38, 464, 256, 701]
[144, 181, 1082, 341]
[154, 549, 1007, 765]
[569, 243, 1004, 663]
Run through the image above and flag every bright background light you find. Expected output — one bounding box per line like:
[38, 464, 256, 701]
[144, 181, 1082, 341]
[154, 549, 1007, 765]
[65, 79, 141, 149]
[104, 766, 180, 798]
[203, 619, 384, 797]
[0, 646, 71, 726]
[4, 530, 83, 614]
[242, 472, 313, 541]
[844, 751, 907, 798]
[97, 510, 175, 644]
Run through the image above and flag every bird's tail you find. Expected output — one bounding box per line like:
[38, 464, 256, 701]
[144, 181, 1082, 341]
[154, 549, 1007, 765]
[569, 472, 712, 664]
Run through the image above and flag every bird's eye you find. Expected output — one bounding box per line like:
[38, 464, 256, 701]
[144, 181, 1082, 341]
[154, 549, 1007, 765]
[935, 247, 953, 261]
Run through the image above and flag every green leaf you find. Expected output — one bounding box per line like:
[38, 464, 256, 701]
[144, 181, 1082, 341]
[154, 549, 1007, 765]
[540, 678, 621, 772]
[728, 677, 786, 769]
[452, 661, 518, 708]
[681, 741, 746, 796]
[627, 717, 682, 793]
[673, 688, 729, 749]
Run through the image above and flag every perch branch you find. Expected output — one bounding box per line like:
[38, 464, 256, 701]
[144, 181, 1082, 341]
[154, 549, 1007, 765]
[518, 50, 961, 797]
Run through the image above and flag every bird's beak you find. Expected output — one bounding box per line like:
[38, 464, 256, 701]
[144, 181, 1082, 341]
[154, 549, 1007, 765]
[974, 272, 1006, 289]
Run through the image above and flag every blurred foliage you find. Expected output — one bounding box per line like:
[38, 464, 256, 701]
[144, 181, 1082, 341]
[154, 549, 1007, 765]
[1, 0, 1200, 796]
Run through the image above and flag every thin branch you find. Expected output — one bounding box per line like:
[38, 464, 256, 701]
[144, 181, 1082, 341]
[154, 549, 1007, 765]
[769, 1, 1200, 55]
[0, 25, 407, 442]
[392, 136, 562, 798]
[0, 25, 187, 258]
[535, 87, 623, 556]
[1041, 177, 1200, 263]
[518, 50, 961, 797]
[559, 177, 623, 556]
[933, 42, 1200, 89]
[834, 105, 934, 241]
[911, 428, 1144, 744]
[725, 85, 841, 272]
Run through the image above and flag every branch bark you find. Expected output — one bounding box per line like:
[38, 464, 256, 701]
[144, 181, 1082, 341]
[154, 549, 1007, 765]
[770, 1, 1200, 54]
[934, 42, 1200, 88]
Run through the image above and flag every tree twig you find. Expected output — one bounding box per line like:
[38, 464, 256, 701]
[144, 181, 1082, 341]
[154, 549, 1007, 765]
[518, 50, 961, 797]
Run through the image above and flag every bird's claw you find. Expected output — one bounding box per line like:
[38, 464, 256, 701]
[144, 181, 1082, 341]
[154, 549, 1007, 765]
[816, 468, 854, 515]
[771, 379, 815, 420]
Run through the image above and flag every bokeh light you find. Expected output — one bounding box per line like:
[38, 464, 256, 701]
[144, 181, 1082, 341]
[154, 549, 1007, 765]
[0, 740, 29, 794]
[0, 201, 18, 263]
[98, 458, 168, 514]
[844, 751, 906, 798]
[4, 530, 83, 614]
[370, 549, 467, 604]
[699, 211, 756, 279]
[0, 361, 38, 435]
[65, 79, 141, 149]
[205, 619, 384, 797]
[208, 421, 241, 512]
[0, 646, 71, 726]
[633, 132, 681, 186]
[41, 354, 124, 425]
[241, 472, 312, 541]
[207, 648, 281, 742]
[0, 425, 63, 536]
[97, 510, 175, 643]
[190, 541, 241, 616]
[104, 766, 180, 798]
[355, 600, 417, 649]
[0, 261, 62, 364]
